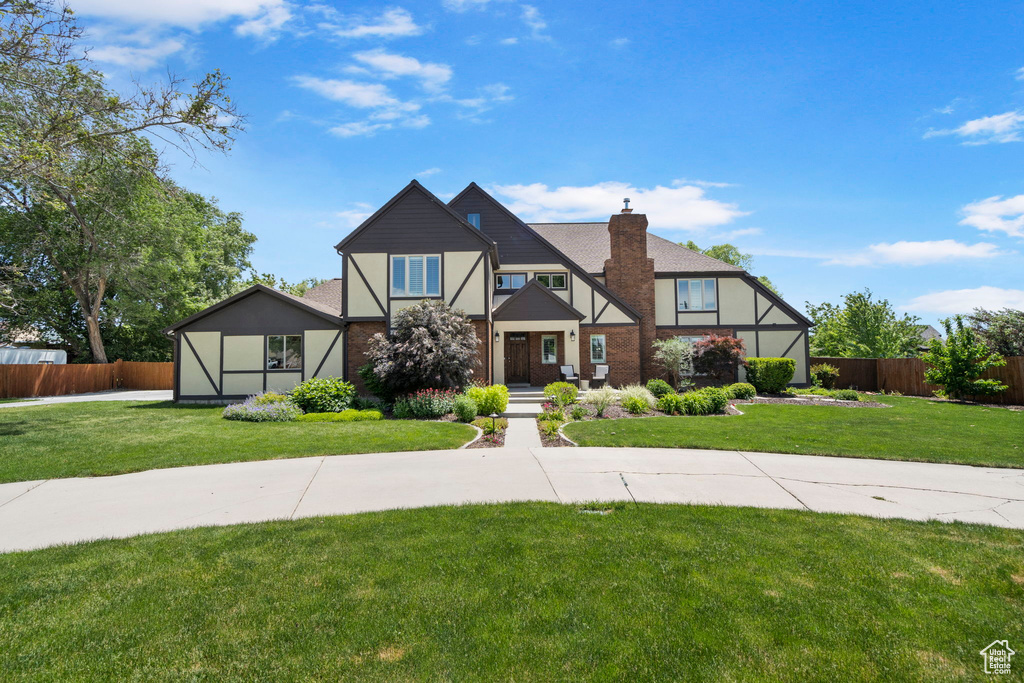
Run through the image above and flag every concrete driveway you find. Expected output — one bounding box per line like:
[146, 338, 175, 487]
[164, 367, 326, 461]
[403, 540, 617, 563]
[0, 389, 173, 408]
[1, 447, 1022, 553]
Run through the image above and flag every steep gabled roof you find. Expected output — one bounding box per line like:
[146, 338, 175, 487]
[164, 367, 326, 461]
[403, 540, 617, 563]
[529, 222, 745, 274]
[492, 278, 586, 321]
[163, 284, 341, 334]
[335, 180, 497, 263]
[303, 278, 343, 312]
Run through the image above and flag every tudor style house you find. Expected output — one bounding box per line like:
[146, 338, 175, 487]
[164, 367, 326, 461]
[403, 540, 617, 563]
[166, 180, 811, 401]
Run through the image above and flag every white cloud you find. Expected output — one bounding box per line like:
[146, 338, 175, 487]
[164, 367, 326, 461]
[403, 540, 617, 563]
[442, 0, 494, 10]
[352, 49, 452, 93]
[902, 287, 1024, 314]
[1016, 66, 1024, 81]
[291, 76, 417, 110]
[924, 110, 1024, 144]
[319, 7, 424, 39]
[672, 178, 736, 189]
[959, 194, 1024, 238]
[499, 37, 519, 45]
[89, 38, 185, 68]
[416, 167, 442, 177]
[329, 121, 390, 137]
[74, 0, 289, 29]
[488, 181, 748, 230]
[520, 5, 549, 40]
[610, 37, 629, 47]
[825, 240, 1003, 266]
[236, 3, 293, 38]
[328, 204, 374, 228]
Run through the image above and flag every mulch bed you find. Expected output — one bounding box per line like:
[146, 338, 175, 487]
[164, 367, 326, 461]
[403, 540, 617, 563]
[466, 431, 505, 448]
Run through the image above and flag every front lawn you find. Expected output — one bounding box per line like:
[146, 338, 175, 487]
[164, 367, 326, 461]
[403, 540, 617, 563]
[1, 503, 1021, 680]
[0, 401, 475, 483]
[564, 395, 1024, 468]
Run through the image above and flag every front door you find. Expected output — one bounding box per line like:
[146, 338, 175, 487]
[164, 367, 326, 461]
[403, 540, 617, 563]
[505, 333, 529, 384]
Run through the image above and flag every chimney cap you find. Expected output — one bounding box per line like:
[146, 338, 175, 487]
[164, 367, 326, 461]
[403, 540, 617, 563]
[622, 197, 632, 213]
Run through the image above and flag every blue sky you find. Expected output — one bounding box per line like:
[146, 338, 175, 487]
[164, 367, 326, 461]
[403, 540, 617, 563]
[74, 0, 1024, 326]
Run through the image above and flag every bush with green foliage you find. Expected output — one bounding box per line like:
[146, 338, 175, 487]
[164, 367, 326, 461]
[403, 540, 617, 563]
[698, 387, 730, 413]
[744, 358, 796, 394]
[726, 383, 756, 400]
[296, 409, 383, 422]
[466, 384, 510, 415]
[807, 288, 923, 358]
[400, 388, 459, 419]
[538, 406, 566, 422]
[570, 404, 588, 421]
[693, 335, 747, 383]
[681, 391, 714, 416]
[651, 337, 695, 389]
[921, 315, 1008, 400]
[357, 364, 394, 402]
[392, 399, 413, 419]
[351, 396, 384, 411]
[620, 384, 656, 415]
[543, 381, 578, 407]
[657, 392, 685, 415]
[363, 299, 480, 395]
[583, 385, 617, 418]
[832, 389, 860, 402]
[810, 363, 840, 389]
[251, 391, 289, 405]
[288, 377, 355, 414]
[645, 379, 674, 398]
[968, 307, 1024, 356]
[222, 396, 302, 422]
[453, 395, 478, 423]
[472, 416, 507, 434]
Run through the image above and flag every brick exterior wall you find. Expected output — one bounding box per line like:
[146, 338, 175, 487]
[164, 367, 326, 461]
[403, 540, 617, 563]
[579, 325, 641, 387]
[603, 211, 657, 380]
[654, 327, 737, 385]
[527, 331, 565, 386]
[471, 319, 492, 383]
[346, 321, 386, 393]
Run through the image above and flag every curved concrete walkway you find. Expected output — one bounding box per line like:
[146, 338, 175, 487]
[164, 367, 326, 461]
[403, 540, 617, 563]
[1, 448, 1023, 553]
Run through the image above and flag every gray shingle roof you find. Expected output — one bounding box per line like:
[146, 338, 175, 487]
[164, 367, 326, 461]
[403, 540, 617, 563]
[529, 222, 745, 275]
[301, 278, 343, 314]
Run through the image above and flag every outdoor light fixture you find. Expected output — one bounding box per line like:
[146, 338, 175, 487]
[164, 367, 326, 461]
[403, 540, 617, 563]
[570, 330, 576, 342]
[494, 331, 500, 343]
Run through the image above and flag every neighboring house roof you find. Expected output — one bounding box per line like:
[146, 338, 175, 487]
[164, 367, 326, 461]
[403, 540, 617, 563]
[163, 284, 341, 334]
[303, 278, 343, 312]
[493, 279, 585, 321]
[919, 324, 942, 342]
[529, 222, 745, 275]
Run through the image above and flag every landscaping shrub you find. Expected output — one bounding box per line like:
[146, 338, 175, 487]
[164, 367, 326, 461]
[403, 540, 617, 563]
[351, 396, 384, 411]
[656, 392, 685, 415]
[472, 416, 507, 435]
[453, 395, 478, 423]
[570, 404, 588, 421]
[251, 391, 289, 405]
[921, 315, 1008, 400]
[699, 387, 730, 413]
[296, 409, 383, 422]
[357, 363, 394, 402]
[543, 381, 578, 407]
[744, 358, 795, 394]
[810, 363, 840, 389]
[583, 385, 617, 418]
[364, 299, 480, 395]
[402, 388, 459, 419]
[726, 382, 756, 400]
[289, 377, 356, 414]
[223, 397, 301, 422]
[539, 420, 562, 438]
[652, 337, 694, 389]
[538, 405, 566, 422]
[467, 384, 510, 415]
[693, 335, 747, 383]
[645, 378, 674, 398]
[681, 391, 714, 416]
[620, 384, 656, 415]
[392, 398, 413, 419]
[832, 389, 860, 402]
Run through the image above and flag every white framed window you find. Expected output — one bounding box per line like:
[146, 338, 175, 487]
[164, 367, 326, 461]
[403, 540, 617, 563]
[535, 272, 568, 290]
[392, 255, 441, 297]
[495, 273, 526, 290]
[541, 335, 557, 364]
[678, 278, 717, 311]
[467, 213, 481, 229]
[590, 334, 606, 363]
[267, 335, 302, 370]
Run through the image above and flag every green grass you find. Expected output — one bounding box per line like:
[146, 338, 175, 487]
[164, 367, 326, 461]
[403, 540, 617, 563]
[565, 395, 1024, 468]
[0, 503, 1021, 680]
[0, 401, 474, 483]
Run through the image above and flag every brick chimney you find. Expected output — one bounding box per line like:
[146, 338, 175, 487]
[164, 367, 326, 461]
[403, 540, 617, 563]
[604, 205, 656, 381]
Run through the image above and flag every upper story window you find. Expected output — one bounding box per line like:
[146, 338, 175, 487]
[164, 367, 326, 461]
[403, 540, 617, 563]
[467, 213, 481, 229]
[678, 278, 717, 311]
[535, 272, 567, 290]
[392, 255, 441, 297]
[495, 273, 526, 291]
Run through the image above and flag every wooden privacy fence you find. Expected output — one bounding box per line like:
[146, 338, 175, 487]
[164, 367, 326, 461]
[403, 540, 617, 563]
[811, 356, 1024, 405]
[0, 360, 174, 399]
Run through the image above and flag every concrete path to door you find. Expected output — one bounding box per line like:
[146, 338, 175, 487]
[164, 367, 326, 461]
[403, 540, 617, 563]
[1, 448, 1022, 553]
[0, 389, 173, 409]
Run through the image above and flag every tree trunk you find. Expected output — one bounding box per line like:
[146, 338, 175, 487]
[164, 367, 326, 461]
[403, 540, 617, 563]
[84, 313, 107, 363]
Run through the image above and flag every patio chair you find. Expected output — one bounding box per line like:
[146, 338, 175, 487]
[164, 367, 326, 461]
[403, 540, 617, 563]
[559, 365, 579, 387]
[590, 364, 609, 389]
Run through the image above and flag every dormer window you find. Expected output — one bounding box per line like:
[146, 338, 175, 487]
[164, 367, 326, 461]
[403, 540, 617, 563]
[467, 213, 481, 229]
[535, 272, 567, 290]
[495, 273, 526, 291]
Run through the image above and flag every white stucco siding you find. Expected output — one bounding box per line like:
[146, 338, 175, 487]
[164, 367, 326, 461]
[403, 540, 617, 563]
[305, 329, 344, 379]
[180, 331, 221, 395]
[718, 277, 756, 326]
[223, 373, 264, 396]
[572, 274, 593, 322]
[760, 304, 799, 325]
[757, 330, 807, 384]
[445, 251, 486, 315]
[266, 372, 302, 393]
[655, 279, 676, 326]
[222, 335, 263, 371]
[347, 252, 388, 317]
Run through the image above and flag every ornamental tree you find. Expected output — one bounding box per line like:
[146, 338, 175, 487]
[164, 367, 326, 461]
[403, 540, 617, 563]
[693, 335, 747, 384]
[921, 315, 1008, 401]
[364, 299, 479, 394]
[652, 337, 694, 389]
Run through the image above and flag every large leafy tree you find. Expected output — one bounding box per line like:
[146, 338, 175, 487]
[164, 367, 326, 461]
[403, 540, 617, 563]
[968, 308, 1024, 357]
[922, 315, 1007, 400]
[806, 289, 922, 358]
[240, 273, 327, 297]
[682, 241, 781, 295]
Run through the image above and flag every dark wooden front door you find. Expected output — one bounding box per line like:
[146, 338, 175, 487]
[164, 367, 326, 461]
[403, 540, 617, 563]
[505, 333, 529, 383]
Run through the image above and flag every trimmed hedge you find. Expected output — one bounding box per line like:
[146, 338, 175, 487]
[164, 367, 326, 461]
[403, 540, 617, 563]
[296, 409, 383, 422]
[289, 377, 356, 414]
[645, 379, 674, 399]
[744, 357, 796, 394]
[726, 383, 756, 400]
